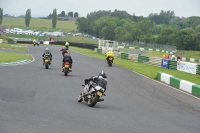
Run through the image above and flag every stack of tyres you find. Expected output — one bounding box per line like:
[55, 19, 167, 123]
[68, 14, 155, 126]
[169, 60, 177, 70]
[97, 49, 102, 54]
[138, 55, 149, 63]
[121, 53, 129, 59]
[197, 64, 200, 75]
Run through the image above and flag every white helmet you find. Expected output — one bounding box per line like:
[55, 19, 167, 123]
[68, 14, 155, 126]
[46, 48, 48, 50]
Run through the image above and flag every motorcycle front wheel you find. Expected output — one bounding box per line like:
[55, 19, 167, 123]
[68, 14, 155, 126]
[88, 92, 99, 107]
[77, 94, 83, 102]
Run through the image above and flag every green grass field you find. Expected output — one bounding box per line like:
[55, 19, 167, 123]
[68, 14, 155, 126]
[70, 46, 200, 85]
[0, 43, 28, 50]
[2, 17, 77, 33]
[0, 51, 31, 63]
[58, 36, 98, 44]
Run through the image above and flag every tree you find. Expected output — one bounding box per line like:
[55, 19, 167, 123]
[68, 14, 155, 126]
[25, 9, 31, 27]
[68, 11, 73, 17]
[58, 11, 65, 17]
[111, 9, 132, 20]
[0, 8, 3, 25]
[74, 12, 79, 17]
[76, 17, 89, 33]
[52, 8, 57, 28]
[47, 13, 52, 19]
[148, 10, 175, 25]
[93, 16, 118, 39]
[156, 27, 176, 44]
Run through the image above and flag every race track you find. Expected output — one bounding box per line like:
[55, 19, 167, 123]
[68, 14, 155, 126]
[0, 45, 200, 133]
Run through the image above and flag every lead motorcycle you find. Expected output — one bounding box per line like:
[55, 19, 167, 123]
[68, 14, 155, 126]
[107, 56, 113, 67]
[77, 79, 106, 107]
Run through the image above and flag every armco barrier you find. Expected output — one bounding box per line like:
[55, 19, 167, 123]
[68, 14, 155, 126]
[158, 72, 200, 98]
[169, 60, 177, 70]
[16, 41, 98, 50]
[138, 55, 149, 63]
[121, 53, 129, 59]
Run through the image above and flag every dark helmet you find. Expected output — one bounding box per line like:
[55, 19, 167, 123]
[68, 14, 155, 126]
[98, 71, 107, 78]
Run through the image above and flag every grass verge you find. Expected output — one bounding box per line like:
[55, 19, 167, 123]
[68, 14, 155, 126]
[0, 44, 28, 51]
[70, 46, 200, 85]
[0, 51, 31, 63]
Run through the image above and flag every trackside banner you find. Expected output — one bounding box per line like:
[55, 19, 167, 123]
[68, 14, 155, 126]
[161, 58, 169, 69]
[43, 41, 49, 45]
[177, 61, 197, 74]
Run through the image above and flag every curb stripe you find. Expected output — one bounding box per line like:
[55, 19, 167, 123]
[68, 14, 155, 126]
[158, 72, 200, 98]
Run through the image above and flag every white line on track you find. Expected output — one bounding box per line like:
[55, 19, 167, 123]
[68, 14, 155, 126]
[0, 54, 35, 66]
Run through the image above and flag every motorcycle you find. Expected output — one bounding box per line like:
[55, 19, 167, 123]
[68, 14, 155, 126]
[107, 56, 113, 67]
[33, 42, 39, 46]
[62, 62, 71, 76]
[78, 79, 106, 107]
[44, 56, 51, 69]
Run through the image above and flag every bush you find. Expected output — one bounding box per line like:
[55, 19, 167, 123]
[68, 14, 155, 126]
[8, 38, 15, 44]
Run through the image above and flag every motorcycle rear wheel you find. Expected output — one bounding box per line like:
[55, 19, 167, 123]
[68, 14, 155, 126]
[45, 63, 49, 69]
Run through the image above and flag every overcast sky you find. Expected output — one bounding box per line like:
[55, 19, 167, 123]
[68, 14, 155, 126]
[1, 0, 200, 17]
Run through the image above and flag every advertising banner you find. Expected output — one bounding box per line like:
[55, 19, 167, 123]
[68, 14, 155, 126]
[161, 58, 169, 69]
[177, 61, 197, 74]
[43, 41, 49, 45]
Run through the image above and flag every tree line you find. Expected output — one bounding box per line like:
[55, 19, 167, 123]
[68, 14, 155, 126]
[76, 10, 200, 50]
[47, 11, 79, 19]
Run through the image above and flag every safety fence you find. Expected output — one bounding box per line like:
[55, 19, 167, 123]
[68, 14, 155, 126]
[16, 41, 98, 50]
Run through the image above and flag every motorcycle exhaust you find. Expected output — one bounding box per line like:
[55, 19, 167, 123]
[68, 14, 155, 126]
[98, 99, 104, 102]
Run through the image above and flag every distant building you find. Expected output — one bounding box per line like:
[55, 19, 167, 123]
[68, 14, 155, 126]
[57, 16, 79, 21]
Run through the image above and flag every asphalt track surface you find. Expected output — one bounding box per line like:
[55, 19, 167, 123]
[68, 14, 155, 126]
[0, 45, 200, 133]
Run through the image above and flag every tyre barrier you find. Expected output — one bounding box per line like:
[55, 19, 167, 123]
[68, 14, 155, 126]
[169, 60, 177, 70]
[121, 53, 129, 59]
[138, 55, 149, 63]
[197, 64, 200, 75]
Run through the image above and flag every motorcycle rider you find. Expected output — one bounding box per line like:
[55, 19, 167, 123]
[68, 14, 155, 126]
[33, 39, 36, 45]
[60, 46, 68, 56]
[65, 41, 69, 50]
[105, 50, 114, 63]
[83, 71, 107, 95]
[62, 51, 73, 72]
[42, 48, 52, 65]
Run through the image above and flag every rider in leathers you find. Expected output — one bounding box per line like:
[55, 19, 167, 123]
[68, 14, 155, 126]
[42, 48, 52, 65]
[62, 52, 73, 71]
[83, 71, 107, 95]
